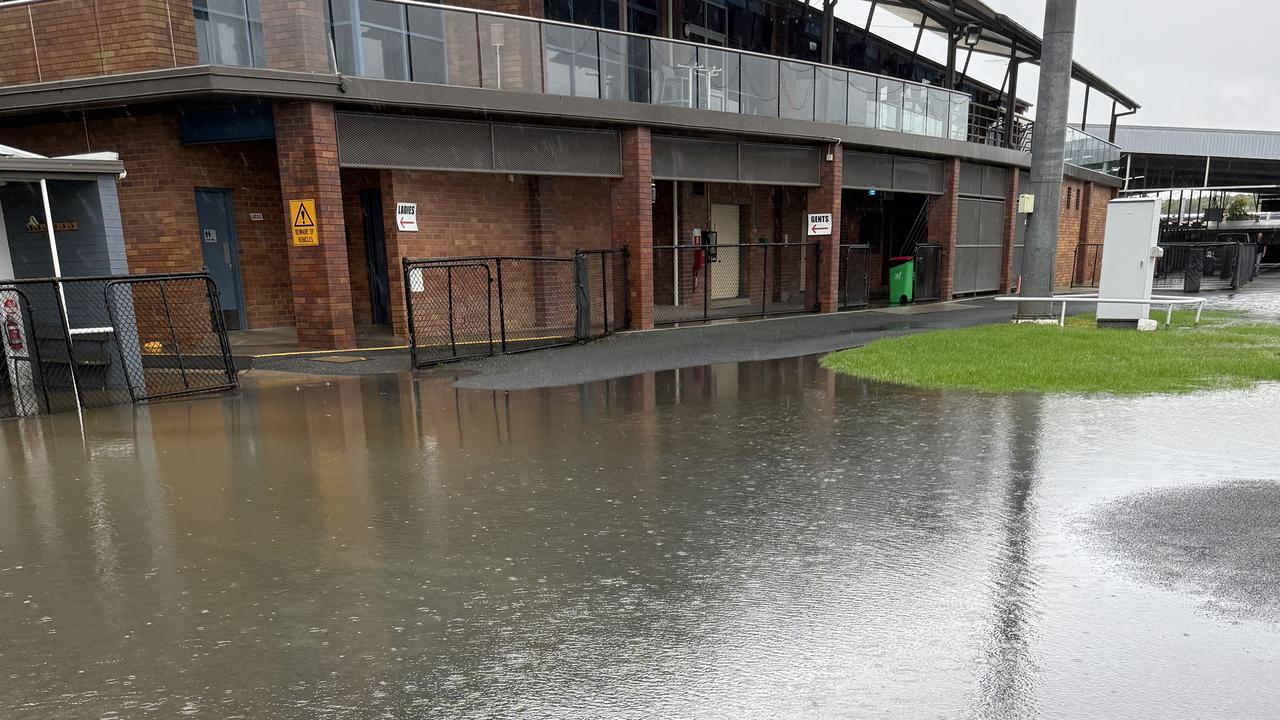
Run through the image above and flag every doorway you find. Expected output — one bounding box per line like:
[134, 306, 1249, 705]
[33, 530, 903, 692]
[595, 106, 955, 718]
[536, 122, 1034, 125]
[709, 203, 742, 300]
[195, 188, 246, 330]
[359, 189, 391, 326]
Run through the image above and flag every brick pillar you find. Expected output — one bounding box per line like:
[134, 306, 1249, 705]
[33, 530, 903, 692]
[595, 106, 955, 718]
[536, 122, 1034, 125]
[999, 169, 1020, 292]
[274, 100, 356, 349]
[808, 143, 842, 313]
[260, 0, 332, 72]
[612, 127, 653, 330]
[928, 158, 961, 299]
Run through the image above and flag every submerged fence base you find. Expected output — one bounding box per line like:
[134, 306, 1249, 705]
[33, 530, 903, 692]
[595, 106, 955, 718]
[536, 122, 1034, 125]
[404, 250, 628, 368]
[0, 273, 237, 420]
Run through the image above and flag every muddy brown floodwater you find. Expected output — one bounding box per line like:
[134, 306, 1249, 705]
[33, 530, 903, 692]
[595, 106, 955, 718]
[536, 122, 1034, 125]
[2, 360, 1280, 719]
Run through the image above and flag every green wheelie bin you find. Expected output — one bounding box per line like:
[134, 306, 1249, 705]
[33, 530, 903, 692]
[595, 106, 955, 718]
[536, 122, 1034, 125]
[889, 256, 915, 305]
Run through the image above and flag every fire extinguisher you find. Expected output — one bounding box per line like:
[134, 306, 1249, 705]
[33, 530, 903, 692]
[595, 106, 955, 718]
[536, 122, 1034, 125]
[5, 315, 22, 352]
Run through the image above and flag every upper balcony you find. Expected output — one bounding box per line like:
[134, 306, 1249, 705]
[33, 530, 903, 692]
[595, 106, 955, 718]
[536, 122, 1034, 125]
[0, 0, 1124, 176]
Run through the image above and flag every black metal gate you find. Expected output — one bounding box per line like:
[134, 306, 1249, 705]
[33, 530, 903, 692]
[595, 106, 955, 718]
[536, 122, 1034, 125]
[404, 250, 628, 368]
[913, 244, 942, 302]
[839, 244, 871, 310]
[652, 242, 820, 325]
[1, 273, 237, 420]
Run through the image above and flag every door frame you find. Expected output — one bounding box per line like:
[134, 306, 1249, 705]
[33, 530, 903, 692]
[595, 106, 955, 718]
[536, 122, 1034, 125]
[195, 187, 247, 331]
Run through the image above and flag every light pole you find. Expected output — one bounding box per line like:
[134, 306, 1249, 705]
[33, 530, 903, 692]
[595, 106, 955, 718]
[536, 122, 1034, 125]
[1017, 0, 1076, 319]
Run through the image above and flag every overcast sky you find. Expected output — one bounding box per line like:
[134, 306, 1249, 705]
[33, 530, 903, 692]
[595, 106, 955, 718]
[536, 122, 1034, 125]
[834, 0, 1274, 131]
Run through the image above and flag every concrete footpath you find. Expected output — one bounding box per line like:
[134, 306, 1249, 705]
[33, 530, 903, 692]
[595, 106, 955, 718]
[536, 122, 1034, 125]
[250, 299, 1016, 390]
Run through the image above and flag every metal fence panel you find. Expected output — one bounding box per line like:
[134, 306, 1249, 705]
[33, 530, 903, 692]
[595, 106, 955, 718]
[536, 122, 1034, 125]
[839, 245, 870, 310]
[1, 273, 236, 420]
[652, 243, 818, 325]
[1072, 244, 1103, 288]
[105, 276, 238, 403]
[404, 251, 628, 368]
[914, 244, 942, 302]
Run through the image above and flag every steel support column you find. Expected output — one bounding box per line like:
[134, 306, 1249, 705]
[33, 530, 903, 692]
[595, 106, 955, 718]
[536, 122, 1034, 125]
[1017, 0, 1076, 318]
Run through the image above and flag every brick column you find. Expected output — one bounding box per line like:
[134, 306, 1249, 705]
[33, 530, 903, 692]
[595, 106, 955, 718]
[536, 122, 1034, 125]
[612, 127, 653, 330]
[999, 169, 1020, 292]
[808, 143, 842, 313]
[928, 158, 961, 299]
[260, 0, 332, 72]
[274, 100, 356, 349]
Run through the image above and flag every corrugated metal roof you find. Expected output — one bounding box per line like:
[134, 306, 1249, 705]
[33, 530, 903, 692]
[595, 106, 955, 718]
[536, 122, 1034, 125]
[1085, 124, 1280, 161]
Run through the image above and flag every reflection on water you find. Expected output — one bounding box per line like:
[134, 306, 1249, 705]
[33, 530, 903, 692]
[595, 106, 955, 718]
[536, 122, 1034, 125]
[2, 361, 1279, 718]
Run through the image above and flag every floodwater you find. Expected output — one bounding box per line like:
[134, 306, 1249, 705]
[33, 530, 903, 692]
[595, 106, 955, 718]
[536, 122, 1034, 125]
[2, 362, 1280, 719]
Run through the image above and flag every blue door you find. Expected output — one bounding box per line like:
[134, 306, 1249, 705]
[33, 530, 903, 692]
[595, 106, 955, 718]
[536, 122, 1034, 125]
[195, 188, 246, 330]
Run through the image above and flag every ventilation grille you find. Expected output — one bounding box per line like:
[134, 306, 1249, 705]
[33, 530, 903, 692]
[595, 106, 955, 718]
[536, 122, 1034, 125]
[653, 136, 820, 186]
[337, 113, 621, 177]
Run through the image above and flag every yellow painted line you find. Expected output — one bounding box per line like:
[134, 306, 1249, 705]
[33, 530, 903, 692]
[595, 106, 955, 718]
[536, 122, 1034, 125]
[249, 334, 568, 359]
[250, 344, 407, 359]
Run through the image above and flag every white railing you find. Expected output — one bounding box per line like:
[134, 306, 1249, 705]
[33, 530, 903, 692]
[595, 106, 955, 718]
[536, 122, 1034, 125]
[993, 294, 1206, 328]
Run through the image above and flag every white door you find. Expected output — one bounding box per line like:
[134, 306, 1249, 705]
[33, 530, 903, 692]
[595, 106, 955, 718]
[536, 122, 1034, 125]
[710, 203, 741, 300]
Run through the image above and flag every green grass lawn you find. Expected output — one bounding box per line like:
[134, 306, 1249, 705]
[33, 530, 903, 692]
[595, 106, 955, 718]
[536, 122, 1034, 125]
[821, 311, 1280, 395]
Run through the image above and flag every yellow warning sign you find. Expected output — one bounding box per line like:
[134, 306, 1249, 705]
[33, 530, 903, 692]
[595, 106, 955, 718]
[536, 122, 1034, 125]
[289, 199, 318, 246]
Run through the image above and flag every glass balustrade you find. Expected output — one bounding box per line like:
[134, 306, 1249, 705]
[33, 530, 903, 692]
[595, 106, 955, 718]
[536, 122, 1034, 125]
[327, 0, 978, 145]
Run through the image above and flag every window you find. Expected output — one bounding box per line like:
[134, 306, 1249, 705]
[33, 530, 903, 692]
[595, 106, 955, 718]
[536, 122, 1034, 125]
[684, 0, 727, 45]
[194, 0, 266, 68]
[628, 0, 660, 35]
[543, 0, 621, 29]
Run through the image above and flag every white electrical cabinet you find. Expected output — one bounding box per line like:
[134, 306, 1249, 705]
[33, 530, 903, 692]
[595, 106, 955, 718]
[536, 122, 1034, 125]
[1097, 197, 1162, 327]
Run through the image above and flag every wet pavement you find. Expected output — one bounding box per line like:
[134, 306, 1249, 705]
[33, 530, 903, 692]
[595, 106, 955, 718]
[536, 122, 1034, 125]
[3, 355, 1280, 718]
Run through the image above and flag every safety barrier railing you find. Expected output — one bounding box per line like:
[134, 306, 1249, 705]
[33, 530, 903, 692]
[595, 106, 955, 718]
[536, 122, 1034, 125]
[1, 272, 236, 420]
[330, 0, 972, 142]
[994, 294, 1206, 328]
[403, 250, 627, 367]
[652, 242, 819, 325]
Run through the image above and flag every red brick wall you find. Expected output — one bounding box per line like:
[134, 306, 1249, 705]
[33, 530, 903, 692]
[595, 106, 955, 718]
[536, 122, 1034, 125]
[999, 170, 1019, 292]
[612, 127, 653, 329]
[273, 101, 355, 349]
[928, 158, 961, 299]
[0, 112, 293, 329]
[808, 145, 842, 312]
[0, 0, 198, 87]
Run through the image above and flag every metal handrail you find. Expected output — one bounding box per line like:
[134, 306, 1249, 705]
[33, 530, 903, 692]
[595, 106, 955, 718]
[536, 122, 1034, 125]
[993, 294, 1206, 328]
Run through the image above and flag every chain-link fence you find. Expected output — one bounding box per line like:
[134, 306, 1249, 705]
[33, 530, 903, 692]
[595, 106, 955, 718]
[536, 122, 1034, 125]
[652, 243, 819, 325]
[1, 273, 236, 420]
[404, 251, 628, 368]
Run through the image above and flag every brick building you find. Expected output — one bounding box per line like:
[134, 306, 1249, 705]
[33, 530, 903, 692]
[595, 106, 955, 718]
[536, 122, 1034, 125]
[0, 0, 1136, 349]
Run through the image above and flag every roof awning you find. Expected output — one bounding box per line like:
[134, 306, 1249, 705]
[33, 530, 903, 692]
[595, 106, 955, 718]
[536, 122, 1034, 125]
[874, 0, 1139, 111]
[0, 144, 124, 178]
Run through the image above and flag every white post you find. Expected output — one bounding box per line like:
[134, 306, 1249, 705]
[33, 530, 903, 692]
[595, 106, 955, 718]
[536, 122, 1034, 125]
[39, 178, 81, 412]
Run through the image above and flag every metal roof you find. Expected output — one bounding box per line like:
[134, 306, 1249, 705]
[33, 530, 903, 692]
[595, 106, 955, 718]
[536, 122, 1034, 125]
[1085, 125, 1280, 161]
[875, 0, 1139, 110]
[0, 144, 124, 176]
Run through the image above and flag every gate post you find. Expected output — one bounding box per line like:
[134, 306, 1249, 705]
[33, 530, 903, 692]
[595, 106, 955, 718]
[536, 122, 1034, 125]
[574, 252, 591, 341]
